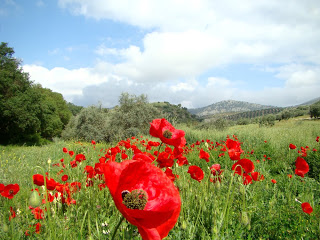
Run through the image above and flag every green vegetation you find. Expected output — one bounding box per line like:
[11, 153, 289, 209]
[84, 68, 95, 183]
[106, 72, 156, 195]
[310, 100, 320, 118]
[0, 119, 319, 239]
[0, 42, 71, 145]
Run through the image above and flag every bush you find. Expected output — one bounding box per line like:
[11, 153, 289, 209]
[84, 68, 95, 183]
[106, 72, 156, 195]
[61, 106, 110, 142]
[259, 115, 276, 127]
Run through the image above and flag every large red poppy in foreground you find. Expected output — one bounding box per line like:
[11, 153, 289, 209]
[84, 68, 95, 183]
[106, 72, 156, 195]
[102, 160, 181, 240]
[149, 118, 186, 148]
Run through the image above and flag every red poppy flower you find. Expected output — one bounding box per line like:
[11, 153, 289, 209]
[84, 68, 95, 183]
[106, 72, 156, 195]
[176, 155, 188, 166]
[295, 157, 309, 178]
[232, 159, 254, 176]
[301, 202, 313, 215]
[91, 140, 96, 145]
[32, 174, 57, 190]
[210, 164, 223, 183]
[251, 172, 264, 181]
[316, 136, 319, 142]
[69, 150, 74, 157]
[210, 164, 222, 176]
[30, 206, 45, 219]
[132, 153, 155, 163]
[271, 179, 277, 184]
[61, 175, 68, 182]
[75, 153, 86, 162]
[156, 152, 174, 168]
[199, 149, 210, 162]
[63, 147, 68, 153]
[225, 139, 243, 161]
[164, 168, 179, 182]
[188, 165, 204, 182]
[102, 160, 181, 240]
[149, 118, 186, 148]
[1, 184, 20, 199]
[289, 144, 297, 150]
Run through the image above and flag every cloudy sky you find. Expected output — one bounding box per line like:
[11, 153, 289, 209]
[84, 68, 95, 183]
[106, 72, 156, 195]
[1, 0, 320, 108]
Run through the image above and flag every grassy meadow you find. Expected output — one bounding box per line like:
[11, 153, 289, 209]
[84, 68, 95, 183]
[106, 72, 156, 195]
[0, 117, 320, 239]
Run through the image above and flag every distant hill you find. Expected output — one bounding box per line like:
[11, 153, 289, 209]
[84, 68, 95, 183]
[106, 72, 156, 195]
[298, 97, 320, 106]
[188, 100, 276, 117]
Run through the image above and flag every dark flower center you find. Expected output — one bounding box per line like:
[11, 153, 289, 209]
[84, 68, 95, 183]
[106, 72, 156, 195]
[163, 130, 172, 139]
[121, 189, 148, 210]
[9, 189, 14, 195]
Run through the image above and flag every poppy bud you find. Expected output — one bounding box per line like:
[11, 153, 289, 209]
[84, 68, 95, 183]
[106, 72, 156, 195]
[181, 220, 187, 230]
[241, 211, 250, 226]
[2, 223, 9, 232]
[29, 191, 41, 208]
[214, 181, 221, 190]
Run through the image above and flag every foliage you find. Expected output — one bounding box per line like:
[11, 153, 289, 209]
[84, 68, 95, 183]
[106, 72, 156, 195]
[310, 101, 320, 118]
[0, 119, 319, 239]
[196, 118, 232, 131]
[259, 114, 276, 127]
[152, 101, 199, 124]
[0, 42, 71, 145]
[107, 92, 162, 141]
[61, 105, 110, 142]
[67, 102, 83, 116]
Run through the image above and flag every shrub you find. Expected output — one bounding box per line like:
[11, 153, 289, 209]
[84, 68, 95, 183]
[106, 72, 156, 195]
[61, 106, 110, 142]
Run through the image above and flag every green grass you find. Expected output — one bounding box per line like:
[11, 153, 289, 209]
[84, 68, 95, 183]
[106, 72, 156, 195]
[0, 117, 319, 239]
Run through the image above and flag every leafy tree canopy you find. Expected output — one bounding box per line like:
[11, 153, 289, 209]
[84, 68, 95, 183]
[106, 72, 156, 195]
[0, 42, 71, 145]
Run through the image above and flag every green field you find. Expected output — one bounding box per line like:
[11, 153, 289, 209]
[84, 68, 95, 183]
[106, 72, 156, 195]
[1, 117, 319, 239]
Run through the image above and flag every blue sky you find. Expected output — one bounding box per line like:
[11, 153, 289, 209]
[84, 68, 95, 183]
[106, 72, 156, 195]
[1, 0, 320, 108]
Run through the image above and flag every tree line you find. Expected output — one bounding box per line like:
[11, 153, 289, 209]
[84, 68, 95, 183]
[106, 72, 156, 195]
[0, 42, 71, 145]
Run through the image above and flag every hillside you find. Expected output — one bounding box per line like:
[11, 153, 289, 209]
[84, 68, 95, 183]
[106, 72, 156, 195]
[151, 101, 199, 123]
[188, 100, 276, 117]
[298, 97, 320, 106]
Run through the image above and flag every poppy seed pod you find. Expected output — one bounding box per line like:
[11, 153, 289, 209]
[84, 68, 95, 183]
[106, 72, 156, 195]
[29, 191, 41, 208]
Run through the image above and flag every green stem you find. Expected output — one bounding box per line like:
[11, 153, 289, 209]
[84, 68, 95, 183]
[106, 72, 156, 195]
[152, 142, 163, 164]
[111, 215, 125, 240]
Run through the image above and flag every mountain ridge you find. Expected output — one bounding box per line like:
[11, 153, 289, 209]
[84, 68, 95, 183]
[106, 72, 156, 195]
[187, 97, 320, 117]
[188, 100, 277, 117]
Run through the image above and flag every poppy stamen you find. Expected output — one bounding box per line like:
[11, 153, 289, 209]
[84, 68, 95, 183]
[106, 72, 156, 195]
[163, 130, 172, 139]
[122, 189, 148, 210]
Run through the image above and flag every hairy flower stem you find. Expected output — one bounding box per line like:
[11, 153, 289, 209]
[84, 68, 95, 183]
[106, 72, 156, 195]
[111, 215, 125, 240]
[32, 166, 55, 238]
[152, 142, 163, 164]
[219, 170, 236, 236]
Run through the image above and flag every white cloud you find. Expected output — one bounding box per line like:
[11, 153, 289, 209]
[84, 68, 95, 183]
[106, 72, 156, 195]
[24, 62, 320, 108]
[29, 0, 320, 108]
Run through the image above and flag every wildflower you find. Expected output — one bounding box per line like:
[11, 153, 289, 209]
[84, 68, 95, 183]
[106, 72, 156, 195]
[301, 202, 313, 215]
[188, 165, 204, 182]
[1, 184, 20, 199]
[251, 172, 264, 181]
[271, 179, 277, 184]
[295, 157, 309, 178]
[226, 139, 243, 160]
[289, 144, 296, 150]
[149, 118, 186, 148]
[61, 175, 68, 182]
[102, 160, 181, 240]
[199, 149, 210, 162]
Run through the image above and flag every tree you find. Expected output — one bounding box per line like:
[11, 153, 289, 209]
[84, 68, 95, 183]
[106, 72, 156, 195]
[108, 93, 161, 140]
[0, 42, 41, 144]
[0, 42, 72, 144]
[62, 105, 110, 142]
[310, 101, 320, 119]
